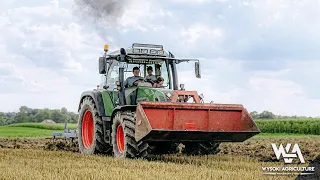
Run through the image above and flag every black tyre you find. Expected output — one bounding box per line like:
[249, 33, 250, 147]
[183, 142, 221, 155]
[111, 110, 140, 158]
[147, 142, 180, 155]
[77, 97, 111, 155]
[137, 140, 153, 158]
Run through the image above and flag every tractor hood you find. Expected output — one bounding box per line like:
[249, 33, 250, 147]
[136, 87, 174, 103]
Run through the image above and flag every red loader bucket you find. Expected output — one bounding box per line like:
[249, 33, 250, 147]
[135, 101, 260, 142]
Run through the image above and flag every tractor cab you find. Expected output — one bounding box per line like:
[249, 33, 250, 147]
[98, 43, 201, 106]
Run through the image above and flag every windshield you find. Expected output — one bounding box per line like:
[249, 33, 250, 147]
[124, 61, 171, 89]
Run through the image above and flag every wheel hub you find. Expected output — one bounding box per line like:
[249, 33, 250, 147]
[116, 124, 125, 153]
[82, 110, 94, 148]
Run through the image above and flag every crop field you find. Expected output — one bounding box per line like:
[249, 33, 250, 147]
[255, 119, 320, 135]
[0, 120, 319, 180]
[5, 123, 77, 130]
[0, 123, 77, 138]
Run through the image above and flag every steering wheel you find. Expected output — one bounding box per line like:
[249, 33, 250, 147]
[145, 79, 154, 84]
[133, 79, 145, 86]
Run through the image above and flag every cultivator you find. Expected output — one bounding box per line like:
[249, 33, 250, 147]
[52, 43, 261, 158]
[52, 121, 77, 140]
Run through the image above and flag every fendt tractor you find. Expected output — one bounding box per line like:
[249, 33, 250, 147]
[54, 43, 260, 158]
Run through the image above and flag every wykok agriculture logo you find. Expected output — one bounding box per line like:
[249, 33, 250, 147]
[271, 143, 305, 164]
[261, 143, 316, 176]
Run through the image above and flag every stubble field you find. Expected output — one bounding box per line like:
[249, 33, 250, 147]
[0, 135, 319, 180]
[1, 121, 320, 180]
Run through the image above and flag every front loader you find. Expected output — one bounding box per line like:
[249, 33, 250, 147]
[72, 43, 260, 158]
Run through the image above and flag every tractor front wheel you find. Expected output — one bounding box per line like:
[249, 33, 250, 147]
[111, 110, 140, 158]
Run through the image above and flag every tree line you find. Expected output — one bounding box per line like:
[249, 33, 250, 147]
[0, 106, 78, 126]
[249, 110, 316, 119]
[0, 106, 317, 126]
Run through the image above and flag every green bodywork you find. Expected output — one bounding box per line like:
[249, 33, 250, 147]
[101, 91, 118, 116]
[100, 87, 172, 116]
[135, 87, 172, 102]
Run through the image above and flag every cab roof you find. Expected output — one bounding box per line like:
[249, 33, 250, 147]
[105, 43, 198, 64]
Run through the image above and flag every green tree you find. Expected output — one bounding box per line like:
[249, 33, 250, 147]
[61, 107, 68, 114]
[250, 111, 259, 119]
[259, 110, 275, 119]
[51, 110, 66, 123]
[34, 110, 51, 122]
[0, 115, 4, 126]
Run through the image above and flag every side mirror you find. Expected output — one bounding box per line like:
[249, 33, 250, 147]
[99, 57, 109, 74]
[99, 57, 106, 74]
[179, 84, 185, 90]
[195, 61, 201, 78]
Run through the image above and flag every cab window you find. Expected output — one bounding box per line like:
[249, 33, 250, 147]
[106, 60, 119, 90]
[159, 61, 170, 89]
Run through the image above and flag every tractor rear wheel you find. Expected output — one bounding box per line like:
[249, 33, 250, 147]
[77, 97, 111, 155]
[183, 142, 221, 155]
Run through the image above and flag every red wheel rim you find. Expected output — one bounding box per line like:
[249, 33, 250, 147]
[82, 110, 94, 148]
[116, 124, 124, 153]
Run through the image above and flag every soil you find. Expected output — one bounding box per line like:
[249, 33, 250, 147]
[0, 137, 319, 163]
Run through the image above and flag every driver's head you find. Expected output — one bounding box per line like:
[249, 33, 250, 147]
[147, 66, 153, 75]
[132, 67, 140, 76]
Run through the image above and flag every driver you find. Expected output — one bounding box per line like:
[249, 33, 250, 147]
[124, 66, 144, 88]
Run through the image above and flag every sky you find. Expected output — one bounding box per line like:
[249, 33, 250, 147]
[0, 0, 320, 116]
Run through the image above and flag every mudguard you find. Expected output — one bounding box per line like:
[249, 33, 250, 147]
[78, 90, 106, 117]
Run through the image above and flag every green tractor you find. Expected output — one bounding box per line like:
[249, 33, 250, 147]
[76, 43, 260, 158]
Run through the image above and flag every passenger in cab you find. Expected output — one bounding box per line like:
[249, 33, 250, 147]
[152, 77, 164, 88]
[145, 66, 157, 83]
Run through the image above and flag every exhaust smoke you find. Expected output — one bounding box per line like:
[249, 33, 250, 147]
[73, 0, 129, 45]
[73, 0, 127, 27]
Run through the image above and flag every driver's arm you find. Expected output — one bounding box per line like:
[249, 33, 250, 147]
[124, 77, 130, 88]
[133, 77, 144, 86]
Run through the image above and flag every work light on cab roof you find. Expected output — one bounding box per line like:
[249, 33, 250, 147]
[104, 44, 109, 52]
[129, 43, 166, 56]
